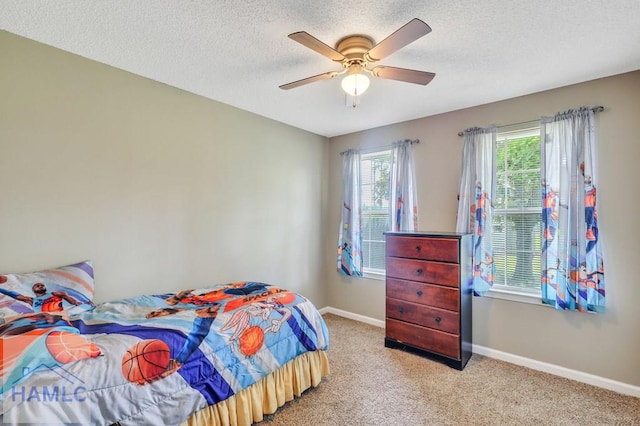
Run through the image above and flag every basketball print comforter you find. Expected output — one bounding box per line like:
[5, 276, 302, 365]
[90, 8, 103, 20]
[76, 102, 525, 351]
[0, 282, 329, 425]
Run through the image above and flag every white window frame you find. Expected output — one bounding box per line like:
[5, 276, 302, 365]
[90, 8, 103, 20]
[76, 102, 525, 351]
[486, 126, 543, 304]
[360, 149, 392, 279]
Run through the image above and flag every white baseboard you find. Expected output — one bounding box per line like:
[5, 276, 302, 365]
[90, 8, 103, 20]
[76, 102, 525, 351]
[472, 344, 640, 398]
[320, 306, 640, 398]
[319, 306, 385, 328]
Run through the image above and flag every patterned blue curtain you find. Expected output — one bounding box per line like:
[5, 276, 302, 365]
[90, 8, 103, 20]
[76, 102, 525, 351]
[337, 150, 363, 276]
[540, 107, 605, 312]
[390, 140, 419, 231]
[456, 127, 497, 296]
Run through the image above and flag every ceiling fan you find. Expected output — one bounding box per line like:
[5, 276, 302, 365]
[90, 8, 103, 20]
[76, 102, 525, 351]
[279, 18, 435, 101]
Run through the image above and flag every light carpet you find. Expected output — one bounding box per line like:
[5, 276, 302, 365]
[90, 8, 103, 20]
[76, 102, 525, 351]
[262, 313, 639, 425]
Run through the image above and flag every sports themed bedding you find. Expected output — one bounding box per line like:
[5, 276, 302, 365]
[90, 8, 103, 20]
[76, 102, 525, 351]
[0, 281, 329, 425]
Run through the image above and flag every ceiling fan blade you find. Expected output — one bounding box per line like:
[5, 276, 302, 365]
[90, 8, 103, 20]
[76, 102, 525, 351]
[279, 71, 340, 90]
[366, 18, 432, 62]
[371, 66, 436, 85]
[288, 32, 346, 62]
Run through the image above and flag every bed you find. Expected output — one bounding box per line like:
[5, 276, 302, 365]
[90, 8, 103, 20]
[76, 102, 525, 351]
[0, 261, 329, 425]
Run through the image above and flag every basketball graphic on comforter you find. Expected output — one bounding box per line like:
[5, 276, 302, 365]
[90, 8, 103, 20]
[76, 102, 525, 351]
[122, 339, 171, 384]
[46, 331, 101, 364]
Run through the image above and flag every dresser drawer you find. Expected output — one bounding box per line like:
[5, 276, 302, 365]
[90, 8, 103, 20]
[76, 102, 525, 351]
[386, 318, 460, 360]
[386, 297, 459, 334]
[386, 236, 459, 263]
[386, 278, 459, 311]
[386, 257, 460, 287]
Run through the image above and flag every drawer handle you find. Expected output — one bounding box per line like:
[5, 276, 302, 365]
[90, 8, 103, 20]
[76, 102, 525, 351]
[416, 268, 423, 276]
[416, 290, 423, 297]
[398, 307, 404, 314]
[415, 245, 421, 252]
[435, 317, 442, 324]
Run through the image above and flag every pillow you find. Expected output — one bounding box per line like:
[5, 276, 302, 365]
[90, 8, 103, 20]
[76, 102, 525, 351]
[0, 260, 95, 324]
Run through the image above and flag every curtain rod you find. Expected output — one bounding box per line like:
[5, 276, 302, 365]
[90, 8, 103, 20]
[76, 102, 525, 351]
[456, 106, 605, 137]
[340, 138, 419, 156]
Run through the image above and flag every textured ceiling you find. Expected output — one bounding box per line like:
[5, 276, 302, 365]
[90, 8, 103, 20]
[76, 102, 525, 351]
[2, 1, 640, 137]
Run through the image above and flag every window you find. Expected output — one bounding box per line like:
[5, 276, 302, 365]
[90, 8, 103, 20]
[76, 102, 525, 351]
[491, 128, 542, 296]
[360, 150, 391, 274]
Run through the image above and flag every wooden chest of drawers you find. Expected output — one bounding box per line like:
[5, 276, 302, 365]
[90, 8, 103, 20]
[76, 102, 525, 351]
[384, 232, 473, 370]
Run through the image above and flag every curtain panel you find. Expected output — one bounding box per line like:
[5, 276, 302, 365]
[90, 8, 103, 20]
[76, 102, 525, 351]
[337, 149, 363, 276]
[390, 140, 419, 232]
[540, 107, 605, 312]
[456, 127, 497, 296]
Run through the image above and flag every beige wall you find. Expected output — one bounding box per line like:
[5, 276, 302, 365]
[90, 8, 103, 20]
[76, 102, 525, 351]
[326, 71, 640, 387]
[0, 31, 329, 307]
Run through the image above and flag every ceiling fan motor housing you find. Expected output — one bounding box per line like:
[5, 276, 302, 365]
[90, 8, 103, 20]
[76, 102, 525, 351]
[336, 35, 376, 73]
[336, 35, 374, 60]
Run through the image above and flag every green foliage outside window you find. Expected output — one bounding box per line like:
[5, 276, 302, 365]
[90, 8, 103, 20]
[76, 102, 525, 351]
[493, 133, 542, 291]
[361, 151, 391, 272]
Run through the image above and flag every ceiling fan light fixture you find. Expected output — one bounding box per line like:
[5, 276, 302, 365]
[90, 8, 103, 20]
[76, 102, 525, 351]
[341, 73, 370, 97]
